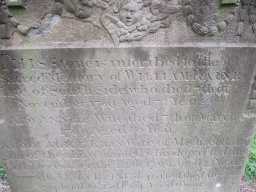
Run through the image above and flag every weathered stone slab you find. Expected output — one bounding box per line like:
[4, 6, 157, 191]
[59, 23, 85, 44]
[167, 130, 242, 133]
[0, 47, 255, 192]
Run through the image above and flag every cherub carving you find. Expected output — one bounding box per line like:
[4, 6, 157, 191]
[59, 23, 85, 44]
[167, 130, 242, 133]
[101, 0, 179, 45]
[1, 0, 179, 44]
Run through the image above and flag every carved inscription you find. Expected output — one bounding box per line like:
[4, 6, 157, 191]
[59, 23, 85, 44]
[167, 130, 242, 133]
[0, 48, 255, 192]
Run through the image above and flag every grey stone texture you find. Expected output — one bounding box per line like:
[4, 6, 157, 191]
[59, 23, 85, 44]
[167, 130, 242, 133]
[0, 180, 11, 192]
[0, 1, 256, 192]
[0, 0, 256, 47]
[0, 47, 255, 192]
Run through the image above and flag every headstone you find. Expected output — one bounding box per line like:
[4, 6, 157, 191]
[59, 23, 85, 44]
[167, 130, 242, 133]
[0, 1, 256, 192]
[0, 47, 255, 192]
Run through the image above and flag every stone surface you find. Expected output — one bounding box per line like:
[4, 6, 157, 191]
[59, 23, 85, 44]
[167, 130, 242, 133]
[1, 0, 256, 47]
[0, 180, 11, 192]
[0, 1, 256, 192]
[16, 24, 30, 35]
[240, 179, 256, 192]
[0, 46, 255, 192]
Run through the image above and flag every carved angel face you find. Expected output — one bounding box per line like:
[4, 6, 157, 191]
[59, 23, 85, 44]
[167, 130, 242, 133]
[119, 1, 143, 26]
[74, 0, 93, 18]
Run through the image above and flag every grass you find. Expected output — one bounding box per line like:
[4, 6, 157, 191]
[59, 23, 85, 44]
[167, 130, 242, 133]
[245, 135, 256, 182]
[0, 163, 7, 180]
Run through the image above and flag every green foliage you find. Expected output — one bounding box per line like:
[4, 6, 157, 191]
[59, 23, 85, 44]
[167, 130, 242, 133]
[245, 135, 256, 182]
[0, 163, 7, 179]
[8, 7, 26, 17]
